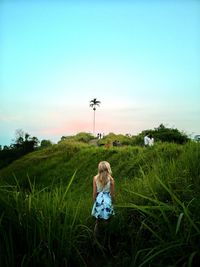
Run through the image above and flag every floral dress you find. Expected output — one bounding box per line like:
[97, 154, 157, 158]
[91, 179, 115, 220]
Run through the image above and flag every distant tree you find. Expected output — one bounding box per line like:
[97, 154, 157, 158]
[132, 124, 189, 146]
[90, 98, 101, 134]
[22, 136, 39, 153]
[153, 124, 189, 144]
[132, 123, 190, 145]
[31, 136, 40, 148]
[25, 133, 30, 141]
[0, 130, 40, 169]
[40, 139, 53, 148]
[14, 129, 25, 145]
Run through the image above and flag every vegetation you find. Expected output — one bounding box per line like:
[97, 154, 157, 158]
[40, 139, 53, 148]
[133, 124, 189, 146]
[96, 124, 189, 147]
[0, 135, 199, 266]
[0, 129, 39, 169]
[97, 132, 133, 146]
[60, 132, 94, 144]
[0, 124, 189, 171]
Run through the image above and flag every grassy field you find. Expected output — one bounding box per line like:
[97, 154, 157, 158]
[0, 140, 199, 266]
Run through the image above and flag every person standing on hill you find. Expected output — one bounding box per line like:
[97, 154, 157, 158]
[91, 161, 115, 235]
[144, 133, 150, 146]
[149, 134, 154, 146]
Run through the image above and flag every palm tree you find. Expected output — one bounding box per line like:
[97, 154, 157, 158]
[90, 98, 101, 135]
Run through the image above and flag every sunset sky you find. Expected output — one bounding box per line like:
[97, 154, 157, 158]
[1, 0, 200, 145]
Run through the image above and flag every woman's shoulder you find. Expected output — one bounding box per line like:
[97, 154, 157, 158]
[109, 176, 115, 184]
[93, 175, 98, 182]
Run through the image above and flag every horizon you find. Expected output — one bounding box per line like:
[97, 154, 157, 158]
[1, 0, 200, 146]
[0, 123, 197, 147]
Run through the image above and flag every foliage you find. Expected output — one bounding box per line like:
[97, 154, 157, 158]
[40, 139, 53, 148]
[0, 125, 190, 171]
[89, 98, 101, 111]
[60, 132, 94, 144]
[133, 124, 189, 146]
[97, 132, 134, 146]
[0, 142, 199, 266]
[0, 130, 39, 170]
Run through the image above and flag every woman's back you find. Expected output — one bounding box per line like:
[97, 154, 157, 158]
[95, 176, 111, 193]
[92, 161, 115, 221]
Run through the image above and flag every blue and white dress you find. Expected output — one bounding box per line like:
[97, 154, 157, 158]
[91, 179, 115, 220]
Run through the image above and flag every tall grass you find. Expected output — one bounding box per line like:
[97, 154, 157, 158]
[0, 142, 199, 266]
[0, 172, 94, 266]
[116, 142, 200, 266]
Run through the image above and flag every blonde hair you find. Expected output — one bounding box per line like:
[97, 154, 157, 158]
[96, 161, 112, 187]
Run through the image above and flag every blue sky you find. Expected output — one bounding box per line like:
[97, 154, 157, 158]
[0, 0, 200, 145]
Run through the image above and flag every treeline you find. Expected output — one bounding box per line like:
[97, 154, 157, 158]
[0, 130, 39, 169]
[0, 129, 52, 169]
[0, 124, 189, 170]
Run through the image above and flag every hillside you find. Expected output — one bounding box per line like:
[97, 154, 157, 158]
[0, 141, 200, 266]
[0, 139, 184, 188]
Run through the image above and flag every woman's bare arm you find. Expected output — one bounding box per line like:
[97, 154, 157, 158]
[110, 178, 115, 202]
[93, 176, 97, 202]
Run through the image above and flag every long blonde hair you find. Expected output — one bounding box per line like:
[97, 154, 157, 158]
[96, 161, 112, 187]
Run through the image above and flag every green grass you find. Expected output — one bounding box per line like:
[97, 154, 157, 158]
[0, 141, 199, 266]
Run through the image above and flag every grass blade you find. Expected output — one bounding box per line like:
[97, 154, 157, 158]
[175, 212, 184, 235]
[62, 170, 77, 202]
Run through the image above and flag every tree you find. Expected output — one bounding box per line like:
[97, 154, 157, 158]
[14, 129, 25, 145]
[30, 136, 39, 148]
[153, 124, 189, 144]
[90, 98, 101, 135]
[25, 133, 30, 141]
[40, 139, 53, 148]
[0, 130, 40, 169]
[133, 124, 189, 146]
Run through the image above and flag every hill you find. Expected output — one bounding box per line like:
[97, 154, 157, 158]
[0, 137, 186, 188]
[0, 140, 199, 266]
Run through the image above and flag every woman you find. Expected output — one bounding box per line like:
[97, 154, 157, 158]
[91, 161, 115, 234]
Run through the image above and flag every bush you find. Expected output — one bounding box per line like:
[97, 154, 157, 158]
[59, 132, 94, 144]
[134, 124, 189, 146]
[97, 133, 133, 146]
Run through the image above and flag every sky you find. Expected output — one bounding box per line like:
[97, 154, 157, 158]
[0, 0, 200, 145]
